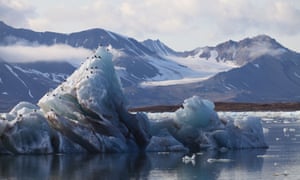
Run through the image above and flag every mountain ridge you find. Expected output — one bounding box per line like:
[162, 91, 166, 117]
[1, 21, 300, 110]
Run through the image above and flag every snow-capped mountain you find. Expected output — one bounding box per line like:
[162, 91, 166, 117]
[0, 21, 200, 86]
[0, 59, 74, 111]
[196, 51, 300, 102]
[142, 39, 181, 57]
[1, 21, 300, 109]
[0, 21, 188, 110]
[125, 35, 300, 106]
[187, 35, 287, 66]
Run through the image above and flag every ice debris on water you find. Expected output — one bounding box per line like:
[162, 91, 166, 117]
[182, 154, 196, 165]
[207, 158, 233, 163]
[0, 46, 268, 154]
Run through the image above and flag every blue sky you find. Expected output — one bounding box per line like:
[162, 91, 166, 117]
[1, 0, 300, 52]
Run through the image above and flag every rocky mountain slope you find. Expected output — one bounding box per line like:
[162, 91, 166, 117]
[1, 21, 300, 110]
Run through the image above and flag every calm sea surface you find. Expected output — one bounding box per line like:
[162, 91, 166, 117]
[0, 113, 299, 180]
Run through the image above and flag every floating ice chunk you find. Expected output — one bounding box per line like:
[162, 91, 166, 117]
[182, 154, 195, 161]
[212, 116, 268, 149]
[257, 155, 280, 158]
[175, 96, 220, 129]
[207, 158, 233, 163]
[148, 96, 267, 151]
[182, 154, 196, 165]
[146, 129, 187, 152]
[263, 128, 269, 134]
[0, 108, 53, 154]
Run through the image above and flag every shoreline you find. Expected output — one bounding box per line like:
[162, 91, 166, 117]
[129, 102, 300, 112]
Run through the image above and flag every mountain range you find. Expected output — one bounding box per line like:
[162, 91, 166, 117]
[0, 21, 300, 111]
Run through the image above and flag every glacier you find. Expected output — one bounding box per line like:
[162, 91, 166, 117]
[0, 46, 267, 154]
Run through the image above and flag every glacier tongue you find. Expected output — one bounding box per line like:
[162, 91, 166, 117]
[0, 47, 267, 154]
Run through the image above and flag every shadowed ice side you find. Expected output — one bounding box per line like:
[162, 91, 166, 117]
[0, 47, 267, 154]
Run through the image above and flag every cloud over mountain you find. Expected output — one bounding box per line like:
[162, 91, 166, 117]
[1, 0, 299, 51]
[0, 43, 91, 65]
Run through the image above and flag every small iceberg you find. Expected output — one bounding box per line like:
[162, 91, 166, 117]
[182, 154, 196, 165]
[207, 158, 234, 163]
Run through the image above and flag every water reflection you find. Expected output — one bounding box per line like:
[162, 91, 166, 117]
[1, 114, 299, 179]
[0, 148, 266, 180]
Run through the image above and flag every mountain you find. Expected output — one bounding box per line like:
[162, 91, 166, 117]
[0, 21, 199, 86]
[131, 35, 300, 105]
[1, 21, 300, 110]
[192, 35, 287, 65]
[196, 51, 300, 102]
[0, 59, 75, 111]
[142, 39, 181, 56]
[0, 21, 192, 110]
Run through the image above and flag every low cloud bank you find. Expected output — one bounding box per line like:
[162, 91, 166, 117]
[0, 44, 92, 66]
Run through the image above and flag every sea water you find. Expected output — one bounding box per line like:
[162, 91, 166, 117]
[0, 111, 299, 180]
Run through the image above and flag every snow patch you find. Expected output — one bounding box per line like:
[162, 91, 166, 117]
[106, 31, 118, 41]
[5, 64, 28, 88]
[14, 66, 68, 83]
[209, 50, 218, 60]
[5, 64, 34, 98]
[28, 89, 34, 98]
[254, 64, 260, 68]
[167, 50, 239, 77]
[294, 72, 300, 78]
[140, 77, 210, 87]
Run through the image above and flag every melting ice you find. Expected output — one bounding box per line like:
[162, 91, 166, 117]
[0, 47, 267, 154]
[147, 96, 268, 151]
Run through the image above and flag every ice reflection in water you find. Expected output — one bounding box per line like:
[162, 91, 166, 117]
[1, 112, 300, 179]
[0, 149, 266, 180]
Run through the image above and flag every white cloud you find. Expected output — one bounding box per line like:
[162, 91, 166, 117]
[213, 0, 300, 35]
[0, 0, 35, 28]
[0, 44, 92, 66]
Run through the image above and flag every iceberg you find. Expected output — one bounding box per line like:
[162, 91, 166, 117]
[0, 46, 267, 154]
[147, 96, 268, 151]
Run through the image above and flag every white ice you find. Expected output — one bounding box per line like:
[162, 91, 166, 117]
[147, 96, 268, 151]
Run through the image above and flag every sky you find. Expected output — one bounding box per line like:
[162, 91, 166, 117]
[1, 0, 300, 52]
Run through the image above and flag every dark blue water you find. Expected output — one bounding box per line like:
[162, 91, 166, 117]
[0, 119, 299, 180]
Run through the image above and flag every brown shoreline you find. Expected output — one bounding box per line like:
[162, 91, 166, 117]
[129, 102, 300, 113]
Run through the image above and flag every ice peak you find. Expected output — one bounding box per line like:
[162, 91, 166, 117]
[36, 46, 151, 152]
[38, 46, 125, 120]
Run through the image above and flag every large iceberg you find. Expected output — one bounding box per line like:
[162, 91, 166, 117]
[0, 47, 267, 154]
